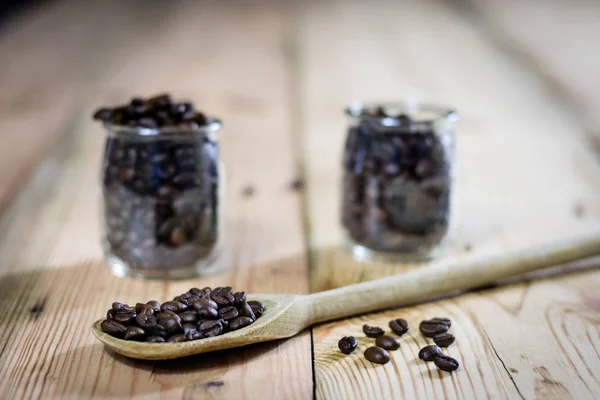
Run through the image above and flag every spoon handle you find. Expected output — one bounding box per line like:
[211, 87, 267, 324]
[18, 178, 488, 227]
[305, 233, 600, 324]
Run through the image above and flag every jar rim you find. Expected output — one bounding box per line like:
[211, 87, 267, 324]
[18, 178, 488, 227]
[345, 101, 458, 122]
[102, 118, 223, 137]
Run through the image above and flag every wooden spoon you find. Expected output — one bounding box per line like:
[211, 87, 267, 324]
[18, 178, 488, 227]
[92, 233, 600, 360]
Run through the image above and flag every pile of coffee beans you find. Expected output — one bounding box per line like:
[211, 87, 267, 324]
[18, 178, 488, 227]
[338, 316, 460, 372]
[94, 94, 221, 271]
[100, 287, 264, 343]
[341, 105, 454, 254]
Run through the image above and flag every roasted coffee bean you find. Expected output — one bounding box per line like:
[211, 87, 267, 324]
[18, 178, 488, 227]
[189, 287, 206, 297]
[363, 324, 385, 338]
[178, 310, 199, 324]
[111, 302, 130, 311]
[211, 287, 235, 307]
[144, 324, 166, 338]
[106, 309, 115, 320]
[160, 301, 188, 313]
[101, 320, 127, 338]
[338, 336, 358, 354]
[135, 303, 154, 314]
[113, 308, 137, 324]
[433, 332, 455, 347]
[124, 326, 145, 341]
[183, 323, 198, 335]
[147, 335, 165, 343]
[146, 300, 161, 312]
[229, 316, 254, 331]
[198, 320, 223, 337]
[375, 335, 400, 351]
[136, 313, 158, 328]
[94, 108, 114, 121]
[192, 298, 218, 311]
[434, 355, 459, 372]
[219, 306, 239, 321]
[430, 317, 451, 327]
[195, 306, 219, 320]
[238, 302, 256, 321]
[389, 318, 409, 336]
[247, 301, 265, 318]
[364, 347, 390, 364]
[233, 291, 246, 305]
[158, 316, 183, 336]
[202, 287, 212, 295]
[167, 334, 186, 343]
[419, 319, 450, 338]
[219, 319, 230, 332]
[418, 345, 443, 361]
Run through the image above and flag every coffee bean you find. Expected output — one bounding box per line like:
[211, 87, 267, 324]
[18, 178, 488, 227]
[233, 291, 246, 305]
[94, 108, 115, 121]
[418, 345, 443, 361]
[375, 335, 400, 351]
[178, 310, 199, 324]
[135, 303, 154, 314]
[238, 302, 256, 321]
[211, 287, 234, 307]
[219, 306, 239, 321]
[192, 298, 218, 311]
[434, 355, 459, 372]
[247, 301, 265, 318]
[229, 316, 254, 331]
[363, 324, 385, 338]
[124, 326, 145, 341]
[183, 323, 198, 335]
[101, 320, 127, 338]
[158, 316, 183, 336]
[364, 346, 390, 364]
[167, 334, 186, 343]
[147, 335, 165, 343]
[189, 288, 205, 297]
[419, 319, 450, 337]
[433, 332, 455, 347]
[199, 320, 223, 337]
[338, 336, 358, 354]
[161, 301, 188, 313]
[430, 317, 451, 327]
[146, 301, 161, 312]
[113, 308, 136, 324]
[136, 313, 157, 328]
[157, 310, 182, 324]
[389, 318, 409, 336]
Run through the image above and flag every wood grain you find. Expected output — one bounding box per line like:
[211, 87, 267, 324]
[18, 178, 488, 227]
[297, 0, 600, 398]
[0, 1, 312, 399]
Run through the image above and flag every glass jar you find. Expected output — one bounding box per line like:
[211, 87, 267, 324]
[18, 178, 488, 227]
[341, 101, 458, 262]
[100, 120, 224, 279]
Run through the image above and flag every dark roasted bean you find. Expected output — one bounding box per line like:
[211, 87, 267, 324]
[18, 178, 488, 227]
[433, 332, 455, 347]
[229, 316, 254, 331]
[146, 301, 161, 313]
[389, 318, 409, 336]
[363, 324, 385, 338]
[147, 335, 165, 343]
[364, 347, 390, 364]
[375, 335, 400, 351]
[338, 336, 358, 354]
[136, 313, 158, 328]
[183, 323, 198, 335]
[178, 310, 199, 324]
[101, 320, 127, 338]
[160, 301, 188, 313]
[211, 287, 235, 307]
[198, 320, 223, 337]
[192, 298, 218, 311]
[233, 291, 246, 305]
[219, 306, 239, 321]
[124, 326, 145, 341]
[433, 355, 459, 372]
[145, 324, 166, 338]
[113, 308, 136, 324]
[419, 318, 450, 338]
[167, 334, 186, 343]
[247, 301, 265, 318]
[158, 316, 183, 336]
[418, 345, 443, 361]
[238, 302, 256, 321]
[135, 303, 154, 314]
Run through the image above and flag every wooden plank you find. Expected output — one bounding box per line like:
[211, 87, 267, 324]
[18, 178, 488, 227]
[0, 1, 312, 399]
[298, 0, 600, 398]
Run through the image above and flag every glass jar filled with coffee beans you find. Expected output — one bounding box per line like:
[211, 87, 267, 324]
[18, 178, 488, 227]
[93, 94, 223, 279]
[341, 102, 458, 261]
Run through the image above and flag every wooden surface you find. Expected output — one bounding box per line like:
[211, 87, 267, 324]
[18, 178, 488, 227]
[0, 0, 599, 399]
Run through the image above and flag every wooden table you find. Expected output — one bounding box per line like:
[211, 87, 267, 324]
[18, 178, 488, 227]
[1, 1, 600, 398]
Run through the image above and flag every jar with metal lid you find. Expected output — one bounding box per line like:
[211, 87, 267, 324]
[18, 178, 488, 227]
[96, 97, 224, 279]
[341, 101, 458, 261]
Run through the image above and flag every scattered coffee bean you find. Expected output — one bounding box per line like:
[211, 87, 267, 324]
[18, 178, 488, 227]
[100, 287, 264, 343]
[418, 345, 443, 361]
[419, 318, 450, 337]
[338, 336, 359, 354]
[375, 335, 400, 351]
[433, 332, 455, 347]
[364, 346, 391, 364]
[433, 355, 459, 372]
[363, 324, 385, 338]
[389, 318, 409, 336]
